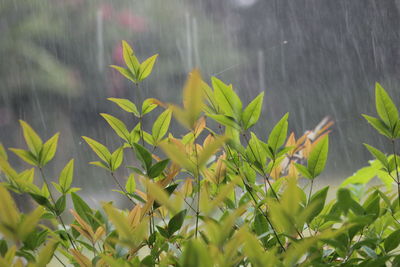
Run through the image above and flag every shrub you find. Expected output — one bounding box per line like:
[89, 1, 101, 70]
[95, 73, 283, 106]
[0, 41, 399, 266]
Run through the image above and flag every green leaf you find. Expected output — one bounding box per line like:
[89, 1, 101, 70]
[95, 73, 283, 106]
[107, 98, 139, 116]
[100, 113, 130, 142]
[207, 114, 241, 130]
[9, 148, 38, 166]
[307, 135, 329, 178]
[202, 80, 219, 113]
[59, 159, 74, 193]
[54, 195, 66, 216]
[148, 159, 170, 179]
[168, 209, 187, 236]
[364, 144, 389, 170]
[246, 133, 267, 170]
[384, 229, 400, 252]
[307, 186, 329, 223]
[35, 241, 59, 267]
[242, 92, 264, 130]
[254, 210, 269, 242]
[110, 147, 124, 171]
[268, 113, 289, 155]
[122, 40, 140, 77]
[375, 83, 399, 130]
[19, 120, 43, 156]
[133, 143, 152, 172]
[142, 98, 158, 115]
[362, 114, 393, 138]
[71, 193, 93, 226]
[39, 133, 59, 167]
[212, 77, 242, 119]
[110, 65, 136, 83]
[152, 109, 172, 144]
[89, 161, 110, 171]
[294, 163, 312, 179]
[29, 193, 52, 209]
[82, 136, 111, 164]
[125, 173, 136, 194]
[138, 54, 158, 81]
[0, 143, 7, 160]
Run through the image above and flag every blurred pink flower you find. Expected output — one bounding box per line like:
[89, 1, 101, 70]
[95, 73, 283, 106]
[116, 11, 147, 32]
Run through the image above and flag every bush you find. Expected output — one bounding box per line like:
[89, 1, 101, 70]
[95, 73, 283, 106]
[0, 41, 400, 266]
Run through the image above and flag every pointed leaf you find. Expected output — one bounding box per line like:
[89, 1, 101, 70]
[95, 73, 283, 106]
[107, 98, 139, 116]
[122, 40, 140, 76]
[152, 109, 172, 144]
[139, 54, 158, 81]
[212, 77, 242, 119]
[125, 173, 136, 194]
[148, 159, 170, 179]
[133, 143, 152, 172]
[19, 120, 43, 156]
[59, 159, 74, 192]
[307, 135, 329, 178]
[100, 113, 130, 142]
[110, 147, 124, 171]
[82, 136, 111, 164]
[39, 133, 59, 166]
[168, 209, 187, 236]
[375, 83, 398, 130]
[110, 65, 136, 83]
[9, 148, 38, 166]
[242, 92, 264, 130]
[268, 113, 289, 155]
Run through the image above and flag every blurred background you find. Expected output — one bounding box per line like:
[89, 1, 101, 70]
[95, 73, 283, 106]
[1, 0, 400, 200]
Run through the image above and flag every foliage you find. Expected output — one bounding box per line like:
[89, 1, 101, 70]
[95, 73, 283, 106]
[0, 41, 400, 266]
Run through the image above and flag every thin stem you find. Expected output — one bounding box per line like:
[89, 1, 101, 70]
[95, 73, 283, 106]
[193, 131, 201, 238]
[224, 143, 286, 251]
[135, 83, 145, 147]
[53, 253, 67, 267]
[110, 172, 136, 205]
[38, 168, 77, 250]
[391, 140, 400, 207]
[308, 179, 314, 205]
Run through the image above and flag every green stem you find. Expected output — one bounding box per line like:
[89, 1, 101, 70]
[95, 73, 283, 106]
[392, 140, 400, 207]
[110, 172, 136, 205]
[224, 144, 286, 251]
[38, 168, 77, 250]
[193, 131, 201, 238]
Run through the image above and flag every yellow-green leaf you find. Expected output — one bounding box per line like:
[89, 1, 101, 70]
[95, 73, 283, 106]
[0, 186, 20, 229]
[110, 147, 124, 171]
[82, 136, 111, 164]
[375, 83, 399, 130]
[125, 173, 136, 194]
[9, 148, 38, 166]
[39, 132, 59, 166]
[19, 120, 43, 156]
[212, 77, 242, 119]
[182, 69, 204, 128]
[139, 54, 158, 81]
[242, 92, 264, 130]
[0, 143, 7, 160]
[100, 113, 130, 142]
[152, 109, 172, 144]
[122, 40, 140, 76]
[307, 135, 329, 178]
[107, 98, 139, 116]
[110, 65, 136, 83]
[59, 159, 74, 192]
